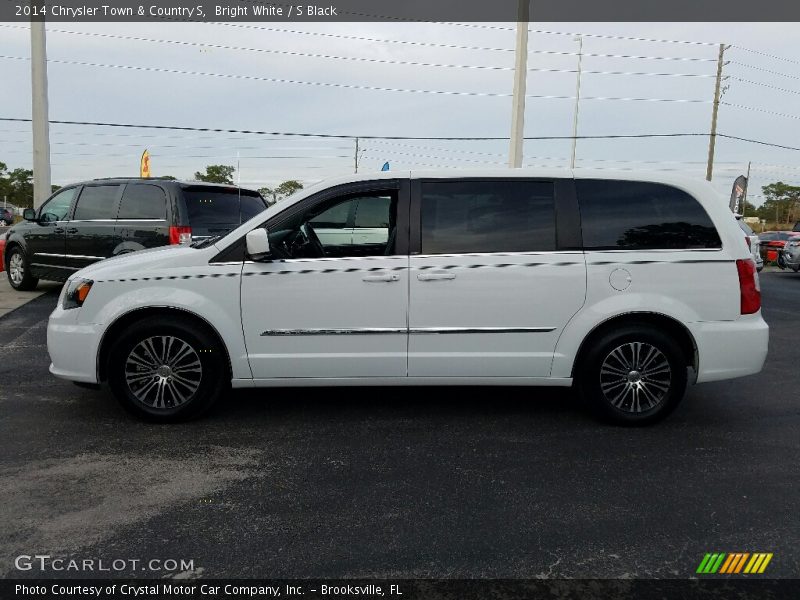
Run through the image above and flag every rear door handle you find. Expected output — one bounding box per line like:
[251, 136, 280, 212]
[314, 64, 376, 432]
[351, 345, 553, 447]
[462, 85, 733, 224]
[53, 227, 65, 234]
[66, 228, 78, 234]
[362, 273, 400, 283]
[417, 272, 456, 281]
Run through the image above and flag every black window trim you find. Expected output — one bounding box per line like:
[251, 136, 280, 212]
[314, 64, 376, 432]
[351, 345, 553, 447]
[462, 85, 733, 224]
[209, 178, 410, 264]
[409, 177, 579, 255]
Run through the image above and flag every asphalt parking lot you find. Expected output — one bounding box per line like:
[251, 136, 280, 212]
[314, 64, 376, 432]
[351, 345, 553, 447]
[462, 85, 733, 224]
[0, 273, 798, 580]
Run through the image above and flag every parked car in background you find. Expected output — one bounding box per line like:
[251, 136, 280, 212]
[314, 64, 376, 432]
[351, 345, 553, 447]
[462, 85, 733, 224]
[0, 207, 14, 226]
[46, 170, 767, 425]
[758, 231, 800, 265]
[781, 236, 800, 272]
[3, 178, 268, 290]
[736, 217, 763, 272]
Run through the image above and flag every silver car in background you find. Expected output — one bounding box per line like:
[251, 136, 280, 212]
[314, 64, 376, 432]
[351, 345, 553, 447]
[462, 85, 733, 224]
[737, 218, 764, 272]
[782, 236, 800, 272]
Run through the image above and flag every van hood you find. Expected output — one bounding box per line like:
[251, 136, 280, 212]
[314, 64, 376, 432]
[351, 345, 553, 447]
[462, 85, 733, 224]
[70, 244, 211, 282]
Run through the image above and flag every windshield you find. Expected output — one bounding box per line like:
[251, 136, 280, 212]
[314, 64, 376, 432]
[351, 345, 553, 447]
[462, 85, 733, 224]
[181, 187, 267, 237]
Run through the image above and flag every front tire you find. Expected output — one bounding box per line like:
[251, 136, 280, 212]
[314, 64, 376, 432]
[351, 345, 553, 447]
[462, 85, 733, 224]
[6, 246, 39, 290]
[107, 316, 228, 422]
[577, 326, 688, 425]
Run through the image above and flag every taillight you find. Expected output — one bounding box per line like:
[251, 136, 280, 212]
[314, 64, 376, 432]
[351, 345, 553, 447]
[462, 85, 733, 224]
[169, 226, 192, 245]
[736, 259, 761, 315]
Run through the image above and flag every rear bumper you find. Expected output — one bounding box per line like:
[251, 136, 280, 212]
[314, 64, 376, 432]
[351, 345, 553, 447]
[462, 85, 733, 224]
[47, 305, 102, 384]
[691, 315, 769, 383]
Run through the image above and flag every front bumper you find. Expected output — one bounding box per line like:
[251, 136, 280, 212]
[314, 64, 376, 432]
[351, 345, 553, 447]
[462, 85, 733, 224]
[47, 304, 103, 384]
[690, 314, 769, 383]
[782, 248, 800, 269]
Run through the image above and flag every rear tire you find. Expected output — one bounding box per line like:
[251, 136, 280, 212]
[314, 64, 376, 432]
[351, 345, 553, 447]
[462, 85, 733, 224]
[577, 325, 688, 426]
[6, 246, 39, 291]
[107, 316, 228, 422]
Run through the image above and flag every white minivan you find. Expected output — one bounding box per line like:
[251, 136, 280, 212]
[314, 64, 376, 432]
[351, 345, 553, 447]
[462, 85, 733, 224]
[47, 170, 768, 424]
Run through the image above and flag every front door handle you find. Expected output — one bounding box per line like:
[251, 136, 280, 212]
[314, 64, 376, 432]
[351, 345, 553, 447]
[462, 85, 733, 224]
[417, 272, 456, 281]
[362, 273, 400, 283]
[53, 227, 65, 234]
[66, 228, 78, 234]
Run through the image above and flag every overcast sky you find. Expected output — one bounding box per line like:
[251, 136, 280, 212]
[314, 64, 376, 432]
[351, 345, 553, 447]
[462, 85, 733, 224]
[1, 20, 799, 204]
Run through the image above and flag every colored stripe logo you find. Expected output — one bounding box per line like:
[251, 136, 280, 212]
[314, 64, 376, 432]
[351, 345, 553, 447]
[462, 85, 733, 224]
[696, 553, 773, 574]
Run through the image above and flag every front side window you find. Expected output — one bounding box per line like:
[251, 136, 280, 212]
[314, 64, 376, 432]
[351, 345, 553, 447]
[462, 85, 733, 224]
[39, 187, 77, 222]
[421, 180, 556, 254]
[72, 185, 120, 220]
[117, 185, 167, 219]
[270, 191, 397, 259]
[577, 180, 721, 250]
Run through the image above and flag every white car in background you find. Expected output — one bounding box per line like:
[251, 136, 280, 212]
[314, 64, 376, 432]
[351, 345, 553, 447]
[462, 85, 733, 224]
[47, 170, 768, 425]
[736, 216, 764, 272]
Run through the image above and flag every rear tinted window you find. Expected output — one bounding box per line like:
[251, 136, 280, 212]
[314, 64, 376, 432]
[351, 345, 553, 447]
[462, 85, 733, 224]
[118, 185, 167, 219]
[421, 180, 556, 254]
[738, 220, 755, 236]
[73, 185, 120, 220]
[577, 180, 721, 250]
[182, 188, 266, 234]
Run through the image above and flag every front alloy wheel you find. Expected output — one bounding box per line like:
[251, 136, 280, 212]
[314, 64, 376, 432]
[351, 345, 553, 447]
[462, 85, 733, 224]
[6, 247, 39, 290]
[125, 336, 203, 409]
[108, 316, 227, 422]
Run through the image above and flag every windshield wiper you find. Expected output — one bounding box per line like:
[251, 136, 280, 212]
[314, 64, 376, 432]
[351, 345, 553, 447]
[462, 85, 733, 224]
[190, 235, 223, 249]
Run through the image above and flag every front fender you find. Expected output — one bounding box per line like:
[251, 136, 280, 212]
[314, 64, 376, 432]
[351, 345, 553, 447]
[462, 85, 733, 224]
[79, 274, 251, 380]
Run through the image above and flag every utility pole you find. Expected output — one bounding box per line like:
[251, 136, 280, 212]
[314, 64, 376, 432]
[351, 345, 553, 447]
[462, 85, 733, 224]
[569, 36, 584, 169]
[354, 137, 359, 174]
[705, 43, 729, 182]
[508, 0, 529, 168]
[31, 19, 52, 208]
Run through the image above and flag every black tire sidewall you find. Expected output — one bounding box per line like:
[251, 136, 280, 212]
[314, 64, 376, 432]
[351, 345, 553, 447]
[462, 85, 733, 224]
[6, 246, 39, 291]
[578, 326, 688, 426]
[107, 317, 227, 423]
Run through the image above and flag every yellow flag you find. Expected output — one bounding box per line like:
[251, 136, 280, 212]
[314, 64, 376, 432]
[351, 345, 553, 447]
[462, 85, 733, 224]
[140, 150, 151, 178]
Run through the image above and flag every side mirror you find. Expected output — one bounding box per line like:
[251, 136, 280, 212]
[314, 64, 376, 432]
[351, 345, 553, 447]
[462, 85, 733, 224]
[23, 208, 37, 222]
[245, 228, 271, 261]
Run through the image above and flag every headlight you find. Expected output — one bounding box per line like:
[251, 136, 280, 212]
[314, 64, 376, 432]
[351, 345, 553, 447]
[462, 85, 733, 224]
[63, 278, 94, 310]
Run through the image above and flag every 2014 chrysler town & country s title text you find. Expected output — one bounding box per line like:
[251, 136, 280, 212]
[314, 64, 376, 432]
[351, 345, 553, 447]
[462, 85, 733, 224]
[46, 170, 769, 424]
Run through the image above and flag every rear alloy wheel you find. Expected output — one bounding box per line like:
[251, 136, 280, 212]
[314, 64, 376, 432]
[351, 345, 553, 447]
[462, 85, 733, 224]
[108, 316, 227, 422]
[578, 326, 687, 425]
[6, 247, 39, 290]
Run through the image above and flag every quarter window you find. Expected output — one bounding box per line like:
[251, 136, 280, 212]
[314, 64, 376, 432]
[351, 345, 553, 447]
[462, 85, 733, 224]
[420, 180, 556, 254]
[73, 185, 120, 220]
[117, 185, 166, 219]
[576, 180, 721, 250]
[39, 187, 77, 222]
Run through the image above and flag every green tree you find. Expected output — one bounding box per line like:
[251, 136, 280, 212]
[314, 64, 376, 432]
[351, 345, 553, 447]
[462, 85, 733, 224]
[258, 180, 303, 205]
[194, 165, 235, 184]
[276, 180, 303, 199]
[755, 182, 800, 225]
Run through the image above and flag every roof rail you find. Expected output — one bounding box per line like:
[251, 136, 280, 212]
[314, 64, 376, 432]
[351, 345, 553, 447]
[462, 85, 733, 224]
[91, 176, 177, 181]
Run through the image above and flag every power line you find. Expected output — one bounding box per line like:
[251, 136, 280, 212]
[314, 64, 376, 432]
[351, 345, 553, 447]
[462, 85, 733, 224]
[0, 55, 511, 97]
[732, 45, 800, 66]
[0, 117, 713, 141]
[728, 61, 800, 81]
[720, 102, 800, 122]
[729, 76, 800, 96]
[527, 27, 718, 46]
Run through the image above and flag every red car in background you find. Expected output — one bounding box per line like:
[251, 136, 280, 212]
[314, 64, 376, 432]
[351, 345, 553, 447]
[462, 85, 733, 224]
[759, 231, 800, 264]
